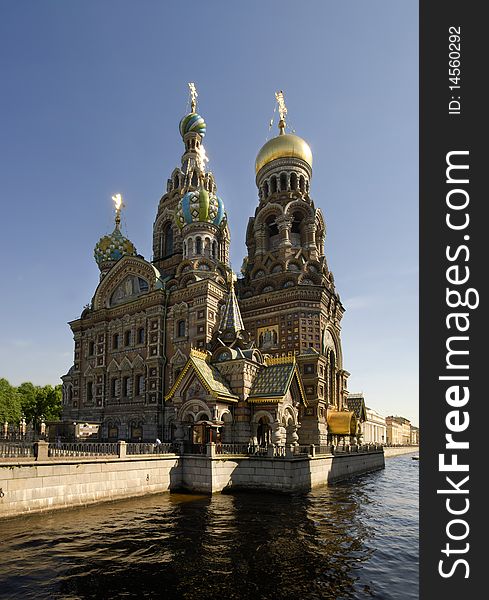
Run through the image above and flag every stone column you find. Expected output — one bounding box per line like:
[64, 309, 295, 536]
[34, 440, 49, 461]
[255, 224, 267, 256]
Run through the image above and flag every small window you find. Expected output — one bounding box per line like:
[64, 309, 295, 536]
[113, 333, 120, 349]
[124, 330, 131, 347]
[88, 341, 95, 356]
[137, 328, 145, 344]
[304, 363, 315, 374]
[136, 374, 144, 396]
[177, 320, 185, 338]
[196, 237, 202, 255]
[87, 381, 93, 402]
[123, 376, 131, 397]
[111, 378, 117, 398]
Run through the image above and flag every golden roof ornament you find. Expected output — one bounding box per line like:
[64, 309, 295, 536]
[189, 82, 198, 113]
[255, 91, 313, 175]
[275, 90, 287, 135]
[111, 193, 124, 230]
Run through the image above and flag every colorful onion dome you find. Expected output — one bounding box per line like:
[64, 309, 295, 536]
[179, 112, 206, 139]
[175, 187, 226, 229]
[255, 133, 312, 175]
[94, 227, 137, 268]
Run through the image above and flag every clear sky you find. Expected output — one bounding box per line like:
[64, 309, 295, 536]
[0, 1, 418, 424]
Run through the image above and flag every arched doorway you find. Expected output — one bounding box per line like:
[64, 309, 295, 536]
[257, 417, 272, 447]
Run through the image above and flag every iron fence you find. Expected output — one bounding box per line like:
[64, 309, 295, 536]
[48, 442, 118, 457]
[0, 441, 35, 459]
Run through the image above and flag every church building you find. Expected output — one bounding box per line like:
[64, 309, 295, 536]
[61, 87, 356, 447]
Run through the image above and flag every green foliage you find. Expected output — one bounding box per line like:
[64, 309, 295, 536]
[14, 381, 63, 424]
[0, 378, 22, 423]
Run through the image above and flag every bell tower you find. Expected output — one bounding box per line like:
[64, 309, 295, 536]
[238, 91, 349, 444]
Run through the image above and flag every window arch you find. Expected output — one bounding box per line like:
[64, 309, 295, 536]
[212, 240, 217, 259]
[290, 172, 298, 190]
[290, 212, 305, 248]
[196, 237, 202, 255]
[177, 320, 186, 338]
[280, 172, 287, 192]
[263, 181, 269, 197]
[265, 215, 279, 251]
[161, 222, 173, 258]
[270, 176, 277, 194]
[329, 351, 337, 408]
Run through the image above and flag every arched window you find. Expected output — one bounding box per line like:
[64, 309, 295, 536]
[263, 181, 269, 197]
[113, 333, 120, 349]
[291, 212, 305, 248]
[137, 327, 145, 345]
[270, 176, 277, 194]
[136, 374, 145, 396]
[290, 172, 298, 190]
[88, 341, 95, 356]
[265, 216, 279, 251]
[162, 223, 173, 258]
[196, 237, 202, 255]
[212, 240, 217, 259]
[204, 238, 211, 257]
[124, 330, 131, 347]
[191, 171, 198, 187]
[177, 320, 186, 338]
[280, 172, 287, 192]
[299, 176, 306, 192]
[329, 352, 336, 408]
[86, 381, 93, 403]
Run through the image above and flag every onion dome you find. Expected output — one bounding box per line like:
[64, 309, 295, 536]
[255, 133, 312, 175]
[94, 227, 137, 268]
[175, 186, 226, 229]
[179, 112, 206, 139]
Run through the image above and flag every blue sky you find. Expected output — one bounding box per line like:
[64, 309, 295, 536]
[0, 1, 418, 424]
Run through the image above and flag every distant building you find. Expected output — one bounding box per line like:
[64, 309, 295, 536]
[410, 425, 419, 445]
[363, 406, 387, 444]
[386, 416, 411, 445]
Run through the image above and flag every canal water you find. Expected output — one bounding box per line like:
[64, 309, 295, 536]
[0, 455, 418, 599]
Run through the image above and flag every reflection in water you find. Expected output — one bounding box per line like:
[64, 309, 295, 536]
[0, 456, 418, 600]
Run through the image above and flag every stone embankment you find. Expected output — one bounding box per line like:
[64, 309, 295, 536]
[1, 441, 385, 518]
[383, 446, 419, 458]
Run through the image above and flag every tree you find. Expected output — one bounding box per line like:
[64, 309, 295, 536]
[17, 381, 37, 423]
[0, 378, 22, 423]
[17, 382, 63, 425]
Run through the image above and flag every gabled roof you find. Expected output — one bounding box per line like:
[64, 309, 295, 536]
[165, 349, 239, 402]
[247, 357, 307, 405]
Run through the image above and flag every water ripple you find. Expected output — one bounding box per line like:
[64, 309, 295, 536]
[0, 455, 418, 600]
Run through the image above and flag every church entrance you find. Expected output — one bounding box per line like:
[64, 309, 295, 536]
[257, 417, 271, 447]
[190, 421, 221, 453]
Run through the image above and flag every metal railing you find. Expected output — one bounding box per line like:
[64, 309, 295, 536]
[332, 443, 383, 454]
[48, 442, 118, 457]
[126, 442, 174, 455]
[0, 441, 35, 459]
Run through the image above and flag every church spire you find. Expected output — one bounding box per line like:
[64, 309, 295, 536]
[219, 275, 245, 335]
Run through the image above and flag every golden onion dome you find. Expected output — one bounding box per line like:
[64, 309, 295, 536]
[255, 132, 313, 175]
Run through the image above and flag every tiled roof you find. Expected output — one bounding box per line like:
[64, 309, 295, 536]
[219, 282, 244, 333]
[347, 395, 366, 421]
[248, 359, 306, 404]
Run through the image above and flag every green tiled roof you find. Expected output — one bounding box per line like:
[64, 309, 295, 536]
[191, 355, 238, 400]
[247, 360, 307, 404]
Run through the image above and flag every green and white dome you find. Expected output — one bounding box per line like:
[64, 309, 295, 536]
[175, 187, 226, 229]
